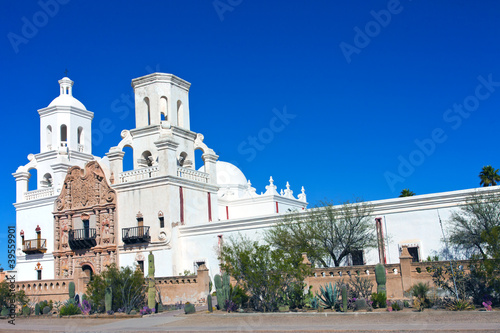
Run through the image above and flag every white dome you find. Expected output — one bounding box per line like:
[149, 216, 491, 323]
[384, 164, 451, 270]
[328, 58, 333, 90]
[48, 94, 87, 110]
[48, 76, 87, 110]
[215, 161, 247, 186]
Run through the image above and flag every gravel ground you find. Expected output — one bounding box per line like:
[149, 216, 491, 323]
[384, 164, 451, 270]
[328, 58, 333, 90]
[1, 309, 499, 332]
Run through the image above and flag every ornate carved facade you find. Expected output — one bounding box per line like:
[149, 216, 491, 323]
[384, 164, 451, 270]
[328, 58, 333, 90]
[53, 161, 117, 279]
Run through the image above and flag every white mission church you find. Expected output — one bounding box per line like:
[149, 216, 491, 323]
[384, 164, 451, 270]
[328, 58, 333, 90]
[12, 72, 498, 284]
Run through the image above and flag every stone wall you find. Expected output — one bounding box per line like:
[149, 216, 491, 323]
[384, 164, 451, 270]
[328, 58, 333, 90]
[155, 264, 210, 305]
[305, 246, 472, 301]
[13, 246, 472, 307]
[14, 279, 73, 303]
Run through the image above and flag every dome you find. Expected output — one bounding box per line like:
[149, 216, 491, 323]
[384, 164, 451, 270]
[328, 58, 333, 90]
[215, 161, 247, 186]
[47, 76, 87, 110]
[48, 94, 87, 110]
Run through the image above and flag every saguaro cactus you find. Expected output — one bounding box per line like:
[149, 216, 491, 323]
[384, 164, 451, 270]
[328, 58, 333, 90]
[69, 281, 75, 299]
[208, 280, 213, 312]
[105, 277, 112, 313]
[148, 251, 156, 310]
[341, 284, 348, 312]
[375, 263, 386, 295]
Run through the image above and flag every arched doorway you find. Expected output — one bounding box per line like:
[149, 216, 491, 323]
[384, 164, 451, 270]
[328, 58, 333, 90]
[81, 264, 94, 282]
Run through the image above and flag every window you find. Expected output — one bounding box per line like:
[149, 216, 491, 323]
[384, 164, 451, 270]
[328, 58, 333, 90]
[177, 100, 183, 127]
[60, 124, 67, 142]
[159, 216, 164, 228]
[408, 246, 420, 262]
[144, 97, 150, 125]
[137, 260, 144, 273]
[77, 127, 83, 144]
[350, 250, 364, 266]
[37, 270, 42, 280]
[160, 96, 168, 121]
[46, 125, 52, 148]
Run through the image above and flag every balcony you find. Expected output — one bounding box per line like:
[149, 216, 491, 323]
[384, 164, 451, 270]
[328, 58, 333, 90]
[23, 239, 47, 254]
[122, 226, 151, 244]
[68, 228, 97, 249]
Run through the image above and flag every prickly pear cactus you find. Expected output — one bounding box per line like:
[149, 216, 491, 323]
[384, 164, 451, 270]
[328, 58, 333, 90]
[148, 251, 156, 310]
[214, 274, 224, 310]
[35, 303, 40, 316]
[22, 306, 30, 316]
[375, 263, 386, 295]
[184, 303, 195, 314]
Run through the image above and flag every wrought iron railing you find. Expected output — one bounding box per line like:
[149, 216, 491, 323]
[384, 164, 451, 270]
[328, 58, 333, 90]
[122, 226, 151, 244]
[68, 228, 97, 249]
[22, 239, 47, 254]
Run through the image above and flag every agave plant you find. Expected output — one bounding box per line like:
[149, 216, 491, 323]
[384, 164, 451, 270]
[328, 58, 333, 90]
[316, 282, 338, 309]
[446, 298, 475, 311]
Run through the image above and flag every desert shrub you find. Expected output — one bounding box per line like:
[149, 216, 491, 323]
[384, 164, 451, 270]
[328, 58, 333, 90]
[231, 285, 249, 309]
[370, 292, 386, 308]
[410, 282, 431, 310]
[86, 263, 146, 313]
[60, 301, 81, 316]
[220, 235, 310, 312]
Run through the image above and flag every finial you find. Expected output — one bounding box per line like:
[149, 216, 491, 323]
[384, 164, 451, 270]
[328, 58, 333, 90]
[280, 189, 284, 195]
[64, 69, 69, 77]
[298, 186, 307, 202]
[284, 181, 294, 199]
[264, 176, 279, 196]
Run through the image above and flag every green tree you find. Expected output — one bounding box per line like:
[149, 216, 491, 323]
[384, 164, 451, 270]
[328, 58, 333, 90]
[86, 263, 146, 313]
[0, 281, 28, 310]
[399, 189, 415, 197]
[479, 165, 500, 187]
[480, 226, 500, 297]
[220, 235, 311, 312]
[447, 192, 500, 256]
[265, 200, 376, 267]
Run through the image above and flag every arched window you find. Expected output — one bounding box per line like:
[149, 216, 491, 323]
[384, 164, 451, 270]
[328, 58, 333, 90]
[28, 168, 37, 191]
[60, 124, 67, 145]
[177, 100, 183, 127]
[77, 127, 83, 144]
[195, 148, 204, 171]
[122, 146, 134, 172]
[144, 97, 151, 126]
[46, 125, 52, 149]
[160, 96, 168, 121]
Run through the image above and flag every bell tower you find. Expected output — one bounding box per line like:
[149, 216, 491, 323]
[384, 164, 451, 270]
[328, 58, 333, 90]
[14, 76, 94, 201]
[131, 73, 191, 130]
[39, 76, 93, 155]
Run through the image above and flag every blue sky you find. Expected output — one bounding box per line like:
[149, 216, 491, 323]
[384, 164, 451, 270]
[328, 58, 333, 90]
[1, 0, 500, 269]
